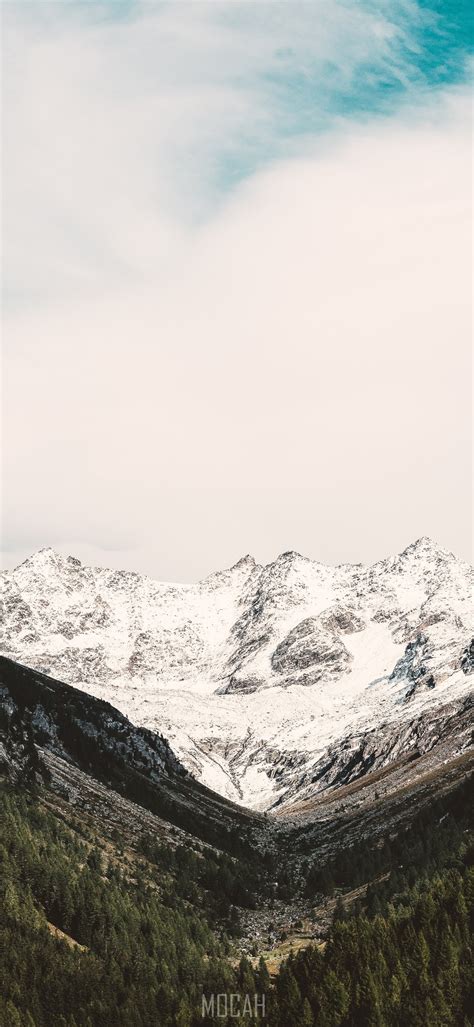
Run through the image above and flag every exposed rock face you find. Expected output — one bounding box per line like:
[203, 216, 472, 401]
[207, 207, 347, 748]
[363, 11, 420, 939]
[319, 605, 365, 635]
[277, 693, 474, 806]
[0, 700, 46, 787]
[0, 655, 185, 783]
[127, 626, 204, 677]
[32, 645, 115, 685]
[461, 639, 474, 674]
[1, 582, 37, 645]
[389, 634, 438, 699]
[271, 619, 352, 680]
[0, 538, 472, 810]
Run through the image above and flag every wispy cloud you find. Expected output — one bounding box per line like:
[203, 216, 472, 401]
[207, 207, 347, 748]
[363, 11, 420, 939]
[3, 0, 471, 309]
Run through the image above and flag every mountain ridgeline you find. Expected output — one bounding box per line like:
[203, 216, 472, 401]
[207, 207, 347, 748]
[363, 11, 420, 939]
[1, 539, 472, 809]
[0, 657, 263, 857]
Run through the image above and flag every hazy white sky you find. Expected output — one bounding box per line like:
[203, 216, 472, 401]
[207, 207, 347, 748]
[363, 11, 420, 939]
[2, 1, 472, 580]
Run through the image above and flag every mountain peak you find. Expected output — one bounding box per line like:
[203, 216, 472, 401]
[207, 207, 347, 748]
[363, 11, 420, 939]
[14, 548, 83, 576]
[200, 553, 258, 589]
[399, 537, 454, 561]
[274, 550, 306, 564]
[18, 547, 63, 568]
[233, 554, 257, 570]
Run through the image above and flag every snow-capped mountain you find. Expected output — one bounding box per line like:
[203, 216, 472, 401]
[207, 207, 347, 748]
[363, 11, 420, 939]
[1, 538, 472, 810]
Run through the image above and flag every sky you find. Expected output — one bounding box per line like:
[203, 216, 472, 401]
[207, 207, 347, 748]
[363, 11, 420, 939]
[1, 0, 473, 580]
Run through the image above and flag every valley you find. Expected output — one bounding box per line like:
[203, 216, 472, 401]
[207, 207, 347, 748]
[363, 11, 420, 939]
[1, 652, 473, 1025]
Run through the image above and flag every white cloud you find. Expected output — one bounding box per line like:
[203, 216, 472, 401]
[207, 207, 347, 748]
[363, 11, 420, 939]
[1, 3, 472, 577]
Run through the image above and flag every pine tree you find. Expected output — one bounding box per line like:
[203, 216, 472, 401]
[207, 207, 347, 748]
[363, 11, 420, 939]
[276, 966, 302, 1027]
[256, 955, 271, 995]
[300, 996, 314, 1026]
[316, 969, 350, 1027]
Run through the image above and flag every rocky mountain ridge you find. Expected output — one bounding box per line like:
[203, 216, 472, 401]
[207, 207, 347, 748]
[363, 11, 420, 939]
[0, 656, 263, 851]
[1, 538, 472, 809]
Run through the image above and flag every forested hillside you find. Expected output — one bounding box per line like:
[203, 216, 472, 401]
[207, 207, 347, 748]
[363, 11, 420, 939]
[1, 777, 473, 1026]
